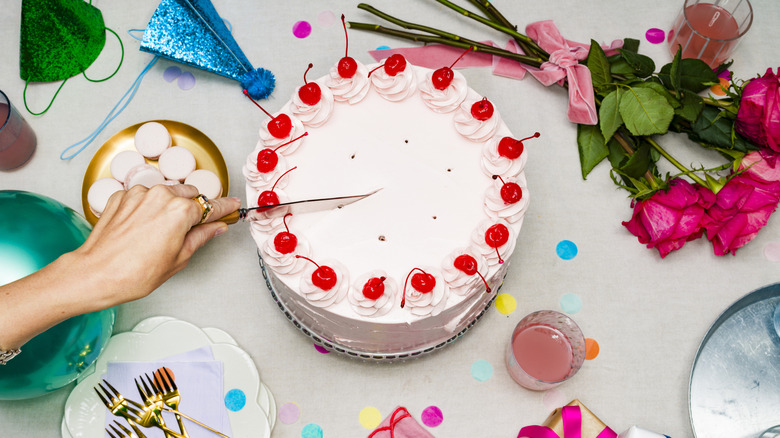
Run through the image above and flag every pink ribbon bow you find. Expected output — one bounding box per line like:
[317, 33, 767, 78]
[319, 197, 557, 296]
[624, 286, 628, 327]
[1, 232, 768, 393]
[522, 20, 601, 125]
[517, 405, 617, 438]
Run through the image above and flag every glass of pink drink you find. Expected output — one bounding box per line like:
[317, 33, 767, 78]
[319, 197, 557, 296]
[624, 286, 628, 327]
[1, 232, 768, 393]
[0, 90, 37, 171]
[505, 310, 586, 391]
[668, 0, 753, 68]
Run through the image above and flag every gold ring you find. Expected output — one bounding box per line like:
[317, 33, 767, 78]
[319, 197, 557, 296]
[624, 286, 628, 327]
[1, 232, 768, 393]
[193, 194, 214, 224]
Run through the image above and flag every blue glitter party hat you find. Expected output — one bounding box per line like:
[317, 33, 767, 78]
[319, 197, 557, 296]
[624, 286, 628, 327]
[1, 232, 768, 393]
[140, 0, 274, 99]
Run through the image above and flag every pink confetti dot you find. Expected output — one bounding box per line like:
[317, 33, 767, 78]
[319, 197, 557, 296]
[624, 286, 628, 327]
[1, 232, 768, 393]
[765, 242, 780, 262]
[318, 10, 337, 27]
[314, 344, 330, 354]
[163, 66, 182, 82]
[279, 402, 300, 424]
[177, 72, 196, 90]
[543, 389, 567, 412]
[293, 20, 312, 38]
[645, 28, 665, 44]
[421, 406, 443, 427]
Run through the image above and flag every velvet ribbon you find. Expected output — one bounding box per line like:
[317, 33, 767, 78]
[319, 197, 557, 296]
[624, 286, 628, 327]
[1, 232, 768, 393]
[517, 405, 617, 438]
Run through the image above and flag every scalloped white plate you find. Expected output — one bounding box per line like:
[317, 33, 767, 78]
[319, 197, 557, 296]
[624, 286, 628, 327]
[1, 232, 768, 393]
[61, 318, 274, 438]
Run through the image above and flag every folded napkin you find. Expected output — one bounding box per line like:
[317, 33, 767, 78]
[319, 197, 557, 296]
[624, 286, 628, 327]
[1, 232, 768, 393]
[368, 407, 435, 438]
[103, 346, 232, 438]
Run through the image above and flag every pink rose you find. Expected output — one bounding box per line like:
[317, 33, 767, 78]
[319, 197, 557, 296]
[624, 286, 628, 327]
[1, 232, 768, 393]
[702, 152, 780, 255]
[735, 68, 780, 153]
[622, 179, 712, 258]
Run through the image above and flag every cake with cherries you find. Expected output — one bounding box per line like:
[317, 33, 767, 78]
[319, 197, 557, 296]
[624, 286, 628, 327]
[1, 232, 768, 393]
[243, 50, 534, 357]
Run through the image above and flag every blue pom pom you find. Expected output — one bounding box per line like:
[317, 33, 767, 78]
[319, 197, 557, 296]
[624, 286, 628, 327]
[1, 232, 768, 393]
[241, 68, 275, 100]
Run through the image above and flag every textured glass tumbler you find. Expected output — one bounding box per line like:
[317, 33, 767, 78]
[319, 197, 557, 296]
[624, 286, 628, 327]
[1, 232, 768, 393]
[0, 90, 37, 170]
[668, 0, 753, 68]
[505, 310, 586, 391]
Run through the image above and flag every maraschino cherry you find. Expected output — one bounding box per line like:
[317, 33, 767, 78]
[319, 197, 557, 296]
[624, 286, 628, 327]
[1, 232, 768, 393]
[485, 224, 509, 264]
[432, 46, 473, 90]
[471, 97, 494, 121]
[497, 132, 539, 160]
[454, 254, 491, 293]
[273, 213, 298, 254]
[338, 15, 357, 79]
[298, 63, 321, 106]
[243, 89, 292, 139]
[256, 132, 307, 173]
[362, 276, 387, 300]
[295, 255, 338, 291]
[257, 166, 296, 207]
[492, 175, 523, 205]
[401, 268, 436, 308]
[368, 54, 407, 77]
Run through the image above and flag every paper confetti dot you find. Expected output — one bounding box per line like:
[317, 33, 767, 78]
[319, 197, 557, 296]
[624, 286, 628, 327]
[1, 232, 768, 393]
[359, 406, 383, 429]
[585, 338, 600, 360]
[645, 28, 665, 44]
[153, 367, 175, 389]
[163, 66, 182, 82]
[318, 10, 337, 27]
[177, 72, 196, 90]
[224, 389, 246, 411]
[560, 293, 583, 314]
[543, 388, 567, 412]
[495, 293, 517, 315]
[710, 77, 729, 96]
[421, 406, 443, 427]
[556, 240, 578, 260]
[765, 242, 780, 262]
[376, 45, 391, 50]
[302, 423, 323, 438]
[314, 344, 330, 354]
[471, 360, 493, 381]
[293, 21, 312, 38]
[279, 402, 300, 425]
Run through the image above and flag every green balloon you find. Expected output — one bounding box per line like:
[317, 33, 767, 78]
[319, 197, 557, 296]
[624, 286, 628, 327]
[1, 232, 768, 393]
[0, 191, 115, 400]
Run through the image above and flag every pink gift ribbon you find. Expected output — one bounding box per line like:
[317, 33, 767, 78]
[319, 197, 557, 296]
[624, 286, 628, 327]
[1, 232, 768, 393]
[517, 405, 617, 438]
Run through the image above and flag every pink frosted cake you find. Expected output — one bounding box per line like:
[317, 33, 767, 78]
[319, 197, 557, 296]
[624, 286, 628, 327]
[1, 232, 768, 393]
[244, 55, 533, 357]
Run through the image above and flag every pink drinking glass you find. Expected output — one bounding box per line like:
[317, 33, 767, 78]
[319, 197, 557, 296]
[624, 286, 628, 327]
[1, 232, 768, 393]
[505, 310, 586, 391]
[0, 90, 37, 171]
[668, 0, 753, 68]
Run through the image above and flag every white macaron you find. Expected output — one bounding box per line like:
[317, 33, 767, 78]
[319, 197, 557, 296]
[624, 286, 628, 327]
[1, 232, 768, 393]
[184, 169, 222, 200]
[134, 122, 171, 159]
[87, 178, 124, 216]
[110, 149, 146, 183]
[124, 164, 166, 190]
[158, 146, 196, 182]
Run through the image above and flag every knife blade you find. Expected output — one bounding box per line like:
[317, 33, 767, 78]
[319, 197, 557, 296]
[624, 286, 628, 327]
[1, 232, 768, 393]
[220, 188, 381, 225]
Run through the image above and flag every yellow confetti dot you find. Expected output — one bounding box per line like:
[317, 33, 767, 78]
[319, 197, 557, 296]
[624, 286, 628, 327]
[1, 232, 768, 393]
[585, 338, 600, 360]
[359, 406, 382, 430]
[710, 77, 729, 96]
[495, 293, 517, 315]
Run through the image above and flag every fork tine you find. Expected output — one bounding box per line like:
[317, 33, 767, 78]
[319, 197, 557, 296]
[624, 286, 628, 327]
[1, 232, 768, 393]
[162, 367, 178, 391]
[102, 379, 122, 398]
[106, 425, 119, 438]
[134, 378, 148, 401]
[94, 387, 111, 408]
[139, 375, 155, 399]
[143, 373, 162, 395]
[127, 420, 148, 438]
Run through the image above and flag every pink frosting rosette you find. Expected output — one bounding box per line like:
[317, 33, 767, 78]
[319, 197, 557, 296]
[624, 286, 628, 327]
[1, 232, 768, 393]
[454, 98, 502, 142]
[419, 68, 468, 113]
[401, 267, 449, 317]
[370, 63, 417, 102]
[481, 135, 529, 177]
[289, 79, 335, 128]
[248, 188, 290, 233]
[258, 112, 306, 152]
[328, 60, 371, 104]
[348, 270, 398, 317]
[471, 219, 516, 266]
[243, 144, 290, 191]
[484, 174, 529, 224]
[299, 259, 349, 308]
[261, 235, 312, 275]
[441, 248, 490, 297]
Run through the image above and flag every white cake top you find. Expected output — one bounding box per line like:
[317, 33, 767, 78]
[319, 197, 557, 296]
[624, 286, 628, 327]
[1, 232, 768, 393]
[245, 62, 529, 325]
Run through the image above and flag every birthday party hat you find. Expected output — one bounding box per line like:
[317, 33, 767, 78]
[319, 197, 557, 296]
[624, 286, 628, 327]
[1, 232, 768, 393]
[140, 0, 275, 99]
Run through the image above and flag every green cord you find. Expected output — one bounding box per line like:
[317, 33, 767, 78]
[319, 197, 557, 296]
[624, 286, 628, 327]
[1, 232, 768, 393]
[23, 26, 124, 115]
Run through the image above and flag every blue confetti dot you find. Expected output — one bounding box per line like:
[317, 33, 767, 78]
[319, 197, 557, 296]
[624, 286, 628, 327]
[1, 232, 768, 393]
[376, 45, 391, 50]
[556, 240, 578, 260]
[560, 293, 583, 314]
[302, 423, 323, 438]
[224, 389, 246, 412]
[470, 360, 493, 381]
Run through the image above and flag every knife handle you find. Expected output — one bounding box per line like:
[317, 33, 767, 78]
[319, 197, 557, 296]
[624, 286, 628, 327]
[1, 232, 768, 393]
[219, 209, 242, 225]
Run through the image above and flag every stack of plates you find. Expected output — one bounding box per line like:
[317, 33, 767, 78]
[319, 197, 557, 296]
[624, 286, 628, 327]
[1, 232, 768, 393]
[62, 317, 275, 437]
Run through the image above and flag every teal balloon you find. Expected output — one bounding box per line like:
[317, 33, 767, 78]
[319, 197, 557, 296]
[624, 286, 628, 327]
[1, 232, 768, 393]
[0, 191, 116, 400]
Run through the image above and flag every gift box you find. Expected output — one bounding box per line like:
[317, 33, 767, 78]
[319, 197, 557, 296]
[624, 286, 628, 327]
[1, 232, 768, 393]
[618, 425, 671, 438]
[518, 399, 616, 438]
[368, 407, 435, 438]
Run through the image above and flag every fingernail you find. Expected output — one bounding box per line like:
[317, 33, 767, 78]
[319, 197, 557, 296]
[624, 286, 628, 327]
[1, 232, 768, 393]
[214, 225, 228, 237]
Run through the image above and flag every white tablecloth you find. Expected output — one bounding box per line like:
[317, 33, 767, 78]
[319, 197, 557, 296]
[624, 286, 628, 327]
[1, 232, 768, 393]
[2, 1, 779, 436]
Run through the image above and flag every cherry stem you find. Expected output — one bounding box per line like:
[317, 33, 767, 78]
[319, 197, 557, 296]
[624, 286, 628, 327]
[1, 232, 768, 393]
[401, 267, 427, 308]
[273, 132, 308, 152]
[492, 174, 506, 185]
[520, 132, 541, 142]
[476, 271, 491, 293]
[282, 213, 293, 233]
[367, 63, 385, 77]
[450, 46, 474, 68]
[341, 14, 349, 58]
[294, 254, 321, 269]
[304, 63, 313, 85]
[495, 247, 504, 264]
[243, 89, 273, 119]
[271, 166, 297, 192]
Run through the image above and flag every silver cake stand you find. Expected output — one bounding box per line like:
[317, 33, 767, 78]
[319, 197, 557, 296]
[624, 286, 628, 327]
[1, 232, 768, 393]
[258, 253, 499, 361]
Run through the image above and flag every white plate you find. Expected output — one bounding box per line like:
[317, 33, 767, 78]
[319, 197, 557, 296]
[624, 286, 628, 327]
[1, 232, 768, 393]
[62, 318, 274, 437]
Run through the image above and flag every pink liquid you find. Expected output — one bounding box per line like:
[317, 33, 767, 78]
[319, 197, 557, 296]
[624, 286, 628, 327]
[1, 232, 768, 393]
[0, 102, 37, 170]
[511, 324, 573, 382]
[668, 3, 741, 68]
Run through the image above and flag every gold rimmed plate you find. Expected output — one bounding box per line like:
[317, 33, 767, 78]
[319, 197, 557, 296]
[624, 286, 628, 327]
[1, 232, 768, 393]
[81, 120, 229, 225]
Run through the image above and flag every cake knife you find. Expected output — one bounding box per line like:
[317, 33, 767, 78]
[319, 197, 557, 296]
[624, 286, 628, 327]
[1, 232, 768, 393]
[220, 188, 381, 224]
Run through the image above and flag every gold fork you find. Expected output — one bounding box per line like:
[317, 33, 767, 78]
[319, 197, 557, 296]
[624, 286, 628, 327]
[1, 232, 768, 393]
[95, 379, 187, 438]
[106, 419, 147, 438]
[135, 374, 169, 429]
